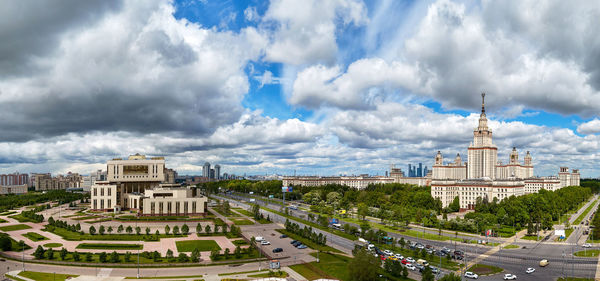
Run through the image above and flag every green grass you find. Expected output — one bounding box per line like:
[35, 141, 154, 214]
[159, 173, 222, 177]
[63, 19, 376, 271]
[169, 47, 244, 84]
[557, 278, 594, 281]
[44, 225, 186, 241]
[0, 211, 17, 216]
[86, 218, 112, 223]
[212, 206, 241, 217]
[43, 243, 63, 248]
[0, 224, 32, 231]
[255, 217, 273, 224]
[276, 229, 341, 253]
[19, 271, 78, 281]
[290, 252, 352, 281]
[76, 243, 143, 250]
[71, 215, 100, 221]
[574, 249, 600, 257]
[116, 215, 204, 221]
[125, 275, 204, 279]
[248, 271, 288, 278]
[176, 240, 221, 252]
[232, 239, 248, 246]
[503, 244, 520, 249]
[0, 218, 7, 223]
[23, 232, 49, 242]
[7, 237, 31, 252]
[8, 214, 40, 223]
[261, 205, 358, 241]
[521, 235, 541, 241]
[467, 264, 504, 276]
[574, 200, 598, 225]
[234, 209, 255, 217]
[218, 269, 267, 276]
[232, 219, 254, 225]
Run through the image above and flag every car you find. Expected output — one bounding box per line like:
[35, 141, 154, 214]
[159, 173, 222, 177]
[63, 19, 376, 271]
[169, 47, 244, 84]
[465, 271, 479, 279]
[272, 248, 283, 253]
[416, 259, 429, 266]
[525, 268, 535, 274]
[406, 257, 416, 263]
[380, 255, 386, 261]
[290, 240, 298, 244]
[292, 241, 302, 246]
[426, 248, 434, 254]
[297, 244, 307, 249]
[503, 274, 517, 280]
[539, 259, 549, 267]
[387, 256, 398, 261]
[261, 240, 270, 245]
[429, 266, 440, 274]
[383, 249, 393, 256]
[415, 264, 425, 272]
[583, 243, 592, 248]
[416, 243, 425, 249]
[406, 264, 416, 271]
[280, 234, 287, 238]
[394, 254, 403, 260]
[255, 236, 264, 241]
[401, 259, 409, 265]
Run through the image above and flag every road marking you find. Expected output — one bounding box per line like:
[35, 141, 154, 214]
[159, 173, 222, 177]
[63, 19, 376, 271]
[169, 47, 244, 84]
[98, 268, 112, 277]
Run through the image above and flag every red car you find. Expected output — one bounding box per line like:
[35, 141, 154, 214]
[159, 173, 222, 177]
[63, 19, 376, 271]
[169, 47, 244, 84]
[380, 256, 386, 261]
[401, 259, 408, 265]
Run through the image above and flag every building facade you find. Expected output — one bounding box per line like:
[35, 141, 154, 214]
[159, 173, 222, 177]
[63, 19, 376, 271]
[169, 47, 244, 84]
[282, 176, 394, 190]
[0, 184, 27, 195]
[90, 154, 207, 215]
[431, 94, 580, 209]
[0, 173, 29, 186]
[33, 172, 82, 191]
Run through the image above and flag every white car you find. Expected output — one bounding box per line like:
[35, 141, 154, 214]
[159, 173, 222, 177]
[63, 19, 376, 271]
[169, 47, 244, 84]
[406, 257, 416, 263]
[406, 264, 416, 271]
[394, 254, 403, 260]
[503, 274, 517, 280]
[465, 271, 479, 279]
[525, 268, 535, 274]
[383, 250, 393, 256]
[583, 243, 592, 248]
[260, 240, 270, 245]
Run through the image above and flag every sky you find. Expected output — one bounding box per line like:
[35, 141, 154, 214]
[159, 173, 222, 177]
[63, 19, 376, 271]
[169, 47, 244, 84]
[0, 0, 599, 178]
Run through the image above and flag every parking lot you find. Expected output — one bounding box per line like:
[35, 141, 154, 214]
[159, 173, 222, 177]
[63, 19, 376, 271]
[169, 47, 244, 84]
[241, 224, 316, 262]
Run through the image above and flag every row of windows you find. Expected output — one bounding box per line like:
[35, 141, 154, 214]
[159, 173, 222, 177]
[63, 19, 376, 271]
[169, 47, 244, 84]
[92, 199, 112, 209]
[149, 201, 198, 214]
[93, 187, 112, 196]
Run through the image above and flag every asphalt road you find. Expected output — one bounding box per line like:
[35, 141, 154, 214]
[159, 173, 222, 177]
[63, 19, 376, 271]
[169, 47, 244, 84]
[218, 192, 600, 280]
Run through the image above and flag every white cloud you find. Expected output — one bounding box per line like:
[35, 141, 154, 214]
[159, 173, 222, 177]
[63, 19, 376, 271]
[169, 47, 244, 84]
[263, 0, 367, 65]
[577, 119, 600, 135]
[244, 6, 258, 22]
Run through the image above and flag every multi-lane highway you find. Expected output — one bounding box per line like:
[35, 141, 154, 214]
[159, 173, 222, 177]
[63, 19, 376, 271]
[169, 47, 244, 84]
[216, 192, 600, 280]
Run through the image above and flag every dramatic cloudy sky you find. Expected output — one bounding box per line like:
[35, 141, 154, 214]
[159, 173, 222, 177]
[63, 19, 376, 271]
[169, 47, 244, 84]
[1, 0, 599, 178]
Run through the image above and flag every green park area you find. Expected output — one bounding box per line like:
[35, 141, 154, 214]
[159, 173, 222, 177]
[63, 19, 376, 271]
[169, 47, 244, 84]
[290, 252, 352, 281]
[0, 224, 32, 231]
[467, 264, 504, 276]
[574, 249, 600, 257]
[176, 240, 222, 252]
[23, 232, 49, 242]
[574, 200, 598, 225]
[232, 219, 254, 225]
[18, 271, 78, 281]
[43, 243, 63, 248]
[76, 243, 143, 250]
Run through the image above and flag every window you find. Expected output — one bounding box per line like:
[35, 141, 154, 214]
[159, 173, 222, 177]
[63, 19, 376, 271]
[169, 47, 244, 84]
[151, 202, 155, 214]
[192, 201, 196, 213]
[93, 199, 97, 209]
[101, 188, 104, 196]
[159, 202, 164, 214]
[108, 188, 111, 196]
[108, 199, 111, 207]
[93, 188, 97, 196]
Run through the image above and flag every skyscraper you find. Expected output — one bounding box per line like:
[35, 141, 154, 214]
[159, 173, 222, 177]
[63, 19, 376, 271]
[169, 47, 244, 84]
[214, 165, 221, 180]
[203, 162, 211, 178]
[418, 163, 423, 177]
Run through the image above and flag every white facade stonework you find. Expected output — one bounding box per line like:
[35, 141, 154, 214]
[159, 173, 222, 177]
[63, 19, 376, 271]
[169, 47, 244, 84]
[431, 94, 580, 209]
[282, 176, 394, 190]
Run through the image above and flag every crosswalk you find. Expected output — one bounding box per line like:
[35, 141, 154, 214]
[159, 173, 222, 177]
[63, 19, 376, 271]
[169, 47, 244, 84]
[97, 268, 112, 277]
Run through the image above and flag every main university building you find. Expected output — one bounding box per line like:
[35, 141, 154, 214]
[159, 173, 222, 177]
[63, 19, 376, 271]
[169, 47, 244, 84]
[283, 94, 580, 209]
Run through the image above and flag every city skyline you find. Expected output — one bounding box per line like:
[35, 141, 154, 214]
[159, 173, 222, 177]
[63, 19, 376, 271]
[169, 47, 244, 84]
[0, 0, 599, 178]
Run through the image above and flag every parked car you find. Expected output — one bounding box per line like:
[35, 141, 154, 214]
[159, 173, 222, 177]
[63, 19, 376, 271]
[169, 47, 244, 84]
[539, 259, 549, 267]
[280, 234, 287, 238]
[272, 248, 283, 253]
[291, 241, 301, 246]
[401, 259, 409, 265]
[583, 243, 592, 248]
[406, 264, 416, 271]
[503, 274, 517, 280]
[416, 259, 429, 266]
[406, 257, 416, 263]
[465, 271, 479, 279]
[525, 268, 535, 274]
[261, 240, 270, 245]
[297, 244, 307, 249]
[383, 250, 393, 256]
[394, 254, 403, 260]
[255, 236, 264, 241]
[415, 264, 425, 272]
[429, 266, 440, 274]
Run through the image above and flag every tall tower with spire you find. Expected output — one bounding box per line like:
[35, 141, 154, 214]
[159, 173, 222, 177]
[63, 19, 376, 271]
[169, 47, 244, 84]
[467, 93, 498, 179]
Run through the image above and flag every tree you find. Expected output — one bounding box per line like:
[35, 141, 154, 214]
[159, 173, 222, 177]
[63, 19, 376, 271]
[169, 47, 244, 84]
[196, 223, 202, 234]
[358, 203, 369, 220]
[234, 245, 242, 258]
[165, 225, 171, 235]
[33, 245, 45, 259]
[155, 230, 160, 236]
[205, 224, 211, 234]
[402, 266, 408, 278]
[73, 251, 80, 261]
[166, 249, 174, 261]
[182, 224, 189, 235]
[85, 252, 93, 262]
[439, 272, 461, 281]
[213, 224, 219, 233]
[126, 225, 133, 234]
[210, 249, 220, 260]
[173, 225, 180, 235]
[223, 201, 230, 215]
[399, 237, 406, 249]
[0, 235, 11, 251]
[110, 251, 120, 263]
[224, 248, 230, 258]
[152, 251, 161, 262]
[190, 248, 200, 262]
[99, 225, 105, 235]
[178, 253, 189, 262]
[421, 266, 434, 281]
[60, 247, 68, 260]
[448, 196, 460, 212]
[125, 251, 132, 262]
[99, 252, 107, 263]
[118, 225, 124, 233]
[347, 249, 379, 281]
[145, 227, 150, 235]
[89, 225, 96, 235]
[135, 226, 141, 235]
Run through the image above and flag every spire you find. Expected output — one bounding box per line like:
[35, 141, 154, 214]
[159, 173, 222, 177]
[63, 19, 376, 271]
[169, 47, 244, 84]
[481, 92, 485, 114]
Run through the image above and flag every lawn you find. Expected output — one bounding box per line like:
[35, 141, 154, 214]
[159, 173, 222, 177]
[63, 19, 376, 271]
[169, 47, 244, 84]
[0, 218, 6, 223]
[9, 214, 41, 223]
[19, 271, 78, 281]
[276, 229, 341, 253]
[43, 243, 63, 248]
[176, 240, 221, 252]
[218, 269, 266, 276]
[468, 264, 504, 276]
[71, 215, 100, 221]
[76, 243, 143, 250]
[248, 271, 288, 278]
[574, 200, 598, 225]
[0, 211, 17, 216]
[521, 235, 540, 241]
[574, 249, 600, 257]
[23, 232, 49, 242]
[290, 252, 351, 281]
[503, 244, 520, 249]
[212, 206, 241, 218]
[232, 219, 254, 225]
[44, 225, 186, 241]
[0, 224, 32, 231]
[234, 209, 255, 217]
[232, 239, 248, 246]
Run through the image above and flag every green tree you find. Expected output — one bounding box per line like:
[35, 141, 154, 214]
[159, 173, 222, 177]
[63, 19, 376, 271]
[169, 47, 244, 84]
[173, 225, 180, 235]
[89, 225, 96, 235]
[421, 266, 434, 281]
[214, 224, 219, 233]
[110, 251, 120, 263]
[196, 223, 202, 234]
[181, 224, 189, 235]
[210, 249, 219, 260]
[234, 245, 242, 258]
[85, 252, 93, 262]
[191, 248, 200, 262]
[152, 251, 161, 262]
[358, 203, 369, 220]
[178, 253, 189, 262]
[33, 245, 45, 259]
[107, 226, 113, 234]
[125, 251, 132, 262]
[117, 225, 124, 233]
[166, 249, 174, 261]
[73, 251, 80, 261]
[145, 227, 150, 235]
[99, 252, 107, 263]
[99, 225, 105, 235]
[165, 225, 170, 235]
[205, 224, 211, 234]
[347, 249, 380, 281]
[60, 247, 68, 260]
[47, 248, 55, 260]
[448, 196, 460, 212]
[135, 226, 141, 235]
[224, 248, 230, 258]
[0, 235, 11, 251]
[126, 225, 133, 234]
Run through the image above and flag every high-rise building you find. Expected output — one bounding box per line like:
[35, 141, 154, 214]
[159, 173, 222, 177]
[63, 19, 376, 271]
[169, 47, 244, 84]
[0, 173, 29, 186]
[202, 162, 211, 178]
[214, 165, 221, 180]
[418, 163, 423, 177]
[210, 168, 215, 179]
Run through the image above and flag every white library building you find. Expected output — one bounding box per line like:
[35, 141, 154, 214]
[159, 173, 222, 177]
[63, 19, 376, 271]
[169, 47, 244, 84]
[431, 94, 579, 209]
